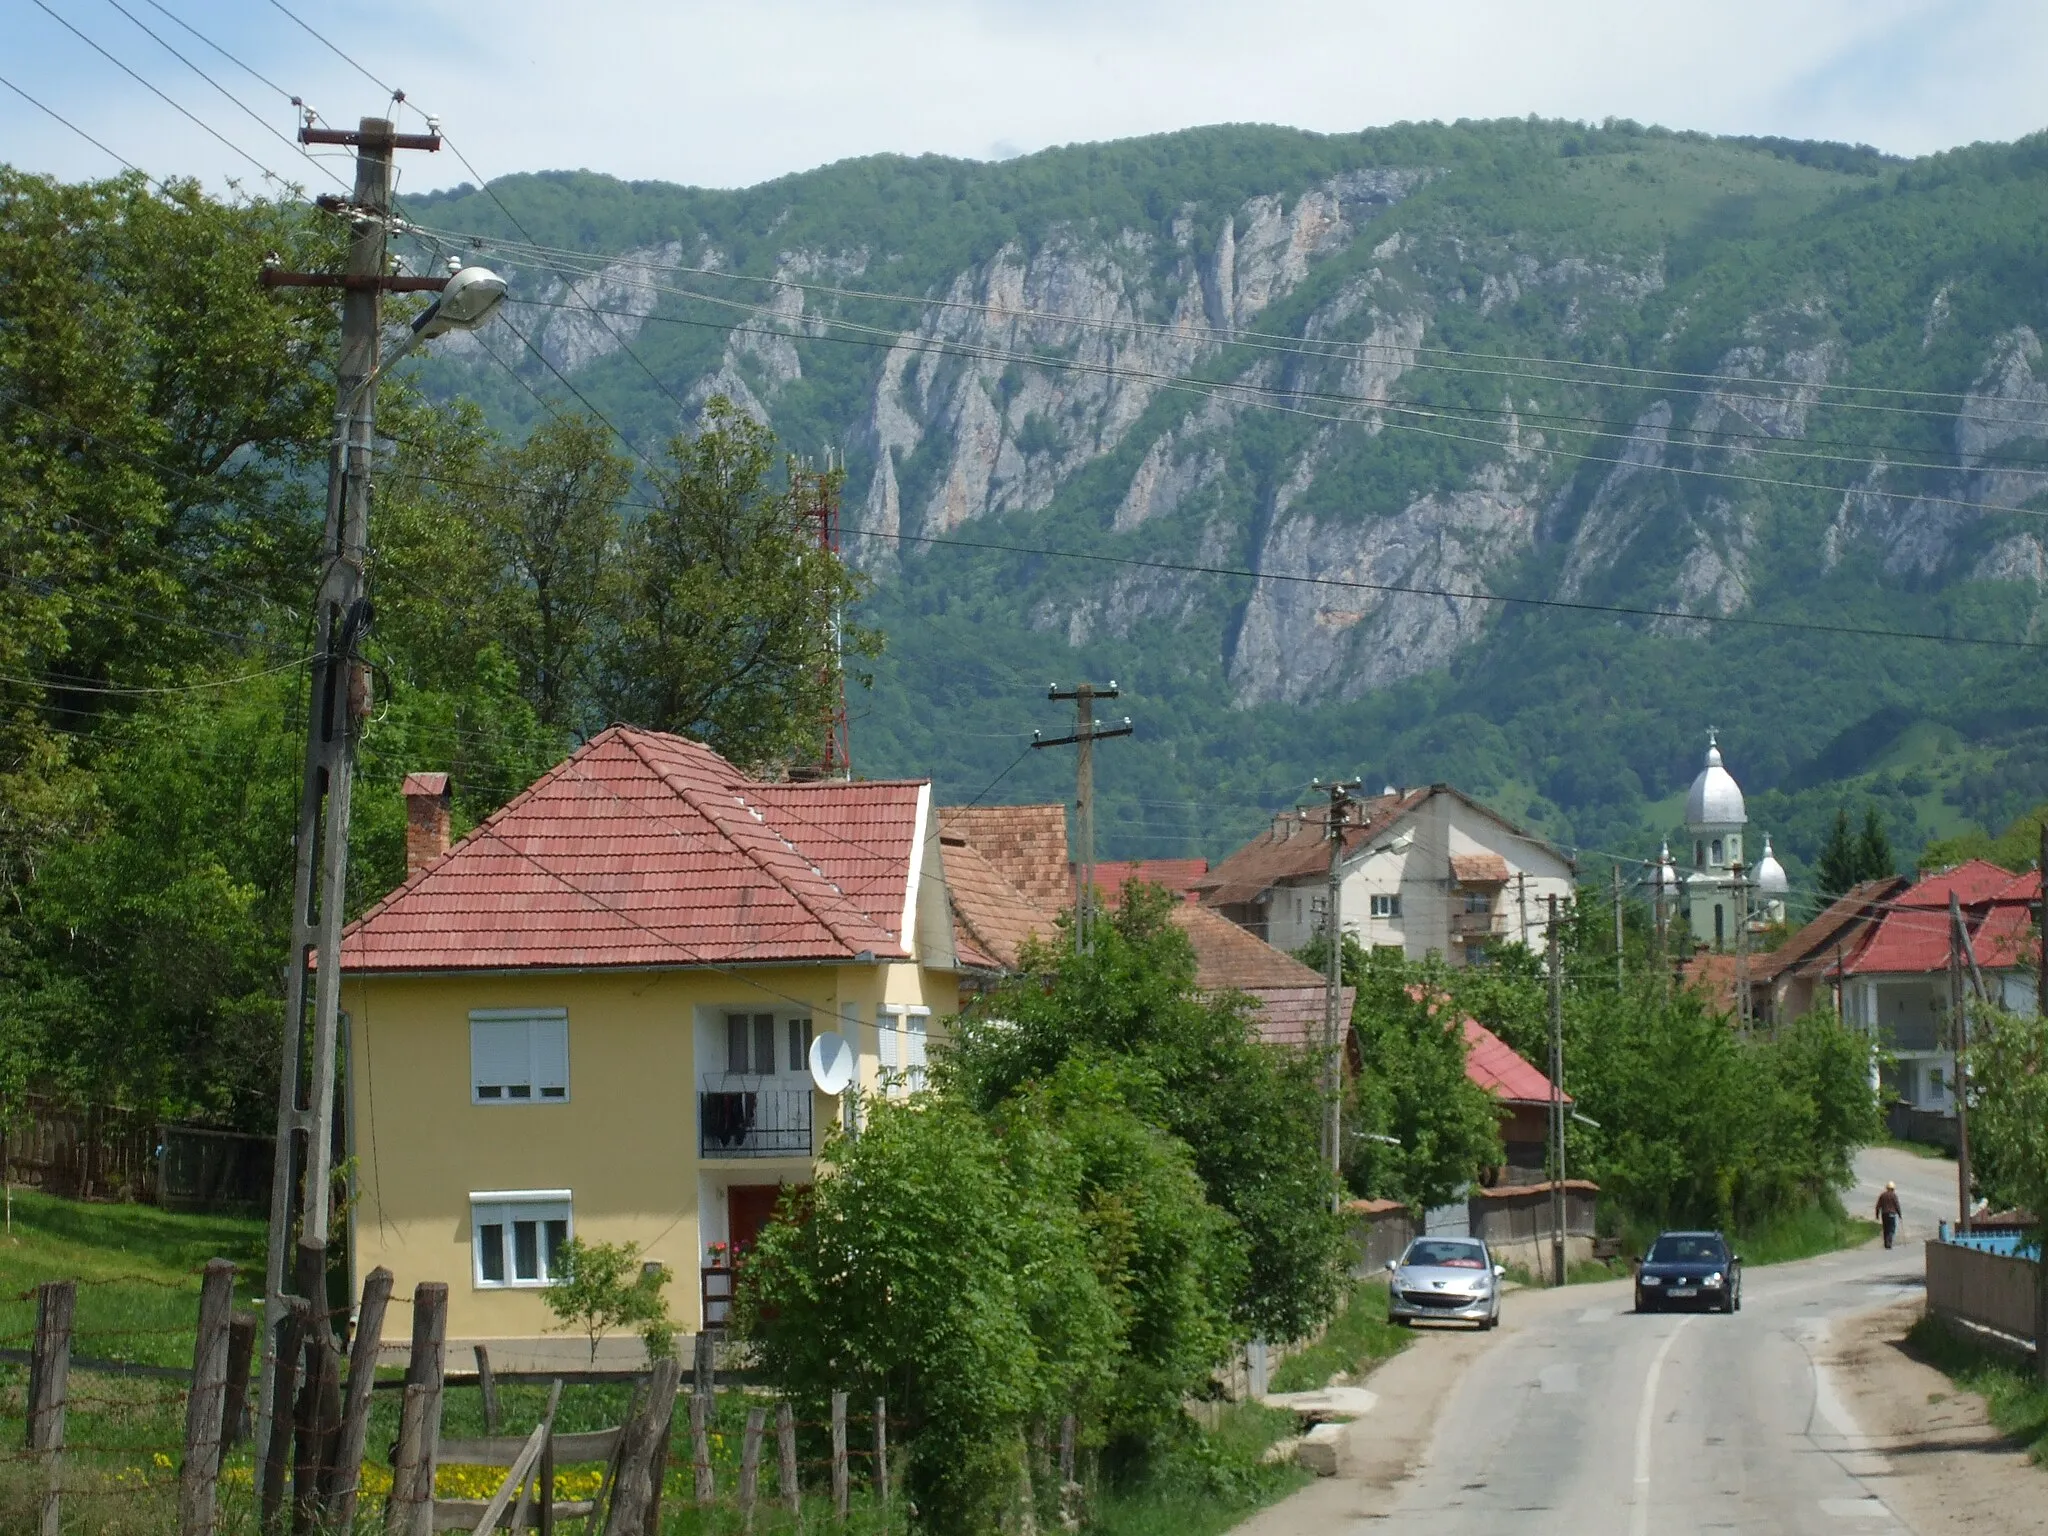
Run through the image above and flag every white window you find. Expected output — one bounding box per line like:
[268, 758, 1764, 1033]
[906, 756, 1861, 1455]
[471, 1192, 571, 1288]
[1371, 893, 1401, 919]
[904, 1012, 929, 1090]
[719, 1013, 812, 1076]
[471, 1010, 568, 1104]
[877, 1010, 899, 1070]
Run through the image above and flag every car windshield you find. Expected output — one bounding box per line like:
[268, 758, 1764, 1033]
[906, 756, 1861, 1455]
[1647, 1235, 1725, 1265]
[1406, 1240, 1486, 1269]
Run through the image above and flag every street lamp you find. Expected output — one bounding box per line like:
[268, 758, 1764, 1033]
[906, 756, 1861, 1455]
[340, 263, 507, 414]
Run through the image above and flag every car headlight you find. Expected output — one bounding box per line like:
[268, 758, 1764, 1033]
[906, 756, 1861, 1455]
[1639, 1275, 1662, 1286]
[1704, 1271, 1724, 1287]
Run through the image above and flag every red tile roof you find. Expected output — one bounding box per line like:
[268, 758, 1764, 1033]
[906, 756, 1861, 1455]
[936, 805, 1070, 908]
[1752, 876, 1908, 983]
[341, 727, 924, 974]
[1845, 860, 2040, 977]
[1449, 853, 1510, 885]
[1198, 790, 1430, 906]
[940, 836, 1058, 971]
[1095, 858, 1208, 902]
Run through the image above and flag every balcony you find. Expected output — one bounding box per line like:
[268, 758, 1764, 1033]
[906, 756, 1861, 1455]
[1449, 909, 1506, 937]
[699, 1087, 813, 1159]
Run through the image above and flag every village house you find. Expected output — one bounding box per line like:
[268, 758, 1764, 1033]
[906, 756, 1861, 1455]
[1834, 859, 2040, 1114]
[337, 727, 962, 1359]
[1196, 786, 1576, 965]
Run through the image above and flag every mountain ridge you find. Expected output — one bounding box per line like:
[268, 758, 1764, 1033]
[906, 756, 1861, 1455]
[402, 117, 2048, 893]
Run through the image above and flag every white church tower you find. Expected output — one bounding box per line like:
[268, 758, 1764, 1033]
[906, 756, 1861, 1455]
[1684, 731, 1747, 950]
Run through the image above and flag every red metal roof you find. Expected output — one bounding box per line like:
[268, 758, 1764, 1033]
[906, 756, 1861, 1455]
[1461, 1015, 1567, 1106]
[1894, 859, 2015, 907]
[341, 727, 923, 974]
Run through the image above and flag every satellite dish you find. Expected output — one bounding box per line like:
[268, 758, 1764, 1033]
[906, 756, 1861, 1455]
[808, 1031, 855, 1096]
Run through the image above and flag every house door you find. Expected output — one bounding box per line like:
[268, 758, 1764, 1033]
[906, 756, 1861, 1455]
[728, 1184, 788, 1259]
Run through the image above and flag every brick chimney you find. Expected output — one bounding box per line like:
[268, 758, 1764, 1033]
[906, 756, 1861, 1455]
[401, 772, 451, 876]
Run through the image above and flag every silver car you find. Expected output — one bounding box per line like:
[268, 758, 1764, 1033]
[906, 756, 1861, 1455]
[1384, 1236, 1504, 1329]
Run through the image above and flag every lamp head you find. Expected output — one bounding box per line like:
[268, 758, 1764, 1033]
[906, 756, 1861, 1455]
[413, 265, 506, 339]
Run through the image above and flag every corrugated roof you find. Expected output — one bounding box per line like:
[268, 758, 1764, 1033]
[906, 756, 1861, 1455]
[341, 727, 921, 974]
[1461, 1015, 1567, 1105]
[936, 805, 1070, 908]
[1845, 859, 2039, 977]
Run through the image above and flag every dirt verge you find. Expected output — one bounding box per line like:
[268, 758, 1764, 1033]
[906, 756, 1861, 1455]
[1827, 1299, 2048, 1535]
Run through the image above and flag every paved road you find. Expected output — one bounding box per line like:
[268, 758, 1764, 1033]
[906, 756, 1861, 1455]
[1367, 1147, 1957, 1535]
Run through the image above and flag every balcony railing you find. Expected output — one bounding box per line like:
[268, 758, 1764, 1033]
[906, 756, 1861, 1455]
[699, 1087, 813, 1159]
[1449, 909, 1507, 937]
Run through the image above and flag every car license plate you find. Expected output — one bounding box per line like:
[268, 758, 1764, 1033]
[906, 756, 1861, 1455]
[1668, 1286, 1696, 1298]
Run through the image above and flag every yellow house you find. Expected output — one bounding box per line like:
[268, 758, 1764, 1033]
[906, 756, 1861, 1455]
[338, 726, 960, 1360]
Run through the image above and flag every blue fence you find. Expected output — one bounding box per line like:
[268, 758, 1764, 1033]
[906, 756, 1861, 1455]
[1936, 1223, 2040, 1260]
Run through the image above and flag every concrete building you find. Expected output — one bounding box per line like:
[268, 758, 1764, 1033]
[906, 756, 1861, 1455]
[1198, 785, 1575, 966]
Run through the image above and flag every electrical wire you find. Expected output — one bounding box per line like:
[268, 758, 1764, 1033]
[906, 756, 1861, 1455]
[1, 656, 311, 696]
[415, 219, 2048, 422]
[94, 0, 348, 191]
[0, 71, 157, 183]
[260, 0, 392, 97]
[26, 0, 299, 190]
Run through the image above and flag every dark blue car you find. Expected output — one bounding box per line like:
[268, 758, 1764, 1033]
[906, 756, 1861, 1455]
[1634, 1230, 1742, 1313]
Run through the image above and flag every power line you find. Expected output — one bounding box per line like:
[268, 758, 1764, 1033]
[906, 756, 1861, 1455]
[492, 288, 2048, 524]
[418, 219, 2041, 421]
[0, 71, 155, 183]
[141, 0, 296, 102]
[491, 311, 664, 476]
[27, 0, 299, 190]
[3, 656, 311, 696]
[260, 0, 391, 96]
[94, 0, 348, 190]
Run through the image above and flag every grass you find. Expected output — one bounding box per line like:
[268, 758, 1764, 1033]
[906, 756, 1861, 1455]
[1728, 1203, 1880, 1267]
[1268, 1278, 1409, 1393]
[1092, 1402, 1307, 1536]
[1904, 1314, 2048, 1467]
[1877, 1136, 1954, 1161]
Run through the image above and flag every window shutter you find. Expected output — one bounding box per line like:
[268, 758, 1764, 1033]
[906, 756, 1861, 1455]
[534, 1016, 569, 1099]
[753, 1015, 776, 1077]
[905, 1015, 927, 1086]
[788, 1018, 813, 1074]
[726, 1014, 751, 1075]
[472, 1020, 528, 1098]
[877, 1012, 898, 1069]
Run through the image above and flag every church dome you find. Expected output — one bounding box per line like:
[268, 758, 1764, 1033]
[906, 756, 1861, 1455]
[1685, 735, 1746, 828]
[1656, 842, 1682, 891]
[1755, 833, 1788, 896]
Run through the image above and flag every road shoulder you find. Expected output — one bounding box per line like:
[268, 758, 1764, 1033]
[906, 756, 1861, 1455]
[1827, 1298, 2048, 1535]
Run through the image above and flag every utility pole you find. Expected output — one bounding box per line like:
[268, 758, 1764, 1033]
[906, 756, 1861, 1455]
[1032, 684, 1131, 954]
[255, 116, 449, 1469]
[2038, 822, 2046, 1020]
[1612, 863, 1625, 989]
[1949, 892, 1973, 1235]
[1733, 860, 1751, 1033]
[1516, 871, 1529, 954]
[1315, 779, 1361, 1197]
[1547, 894, 1567, 1287]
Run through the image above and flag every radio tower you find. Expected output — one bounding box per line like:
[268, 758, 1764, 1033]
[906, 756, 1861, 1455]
[801, 454, 850, 779]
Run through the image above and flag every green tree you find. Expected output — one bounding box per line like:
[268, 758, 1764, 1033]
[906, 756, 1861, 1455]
[1339, 947, 1504, 1215]
[945, 884, 1344, 1342]
[1815, 804, 1895, 898]
[739, 1096, 1119, 1534]
[544, 1237, 675, 1362]
[596, 398, 877, 770]
[1964, 1004, 2048, 1384]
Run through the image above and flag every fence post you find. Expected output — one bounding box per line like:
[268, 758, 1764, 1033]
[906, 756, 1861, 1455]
[29, 1279, 73, 1536]
[221, 1312, 258, 1452]
[603, 1355, 681, 1536]
[691, 1389, 713, 1506]
[260, 1297, 307, 1536]
[739, 1407, 765, 1531]
[474, 1344, 500, 1435]
[384, 1282, 447, 1536]
[641, 1367, 681, 1536]
[692, 1330, 716, 1395]
[873, 1397, 888, 1510]
[776, 1401, 799, 1519]
[831, 1391, 848, 1521]
[180, 1259, 236, 1536]
[330, 1266, 392, 1531]
[383, 1384, 428, 1536]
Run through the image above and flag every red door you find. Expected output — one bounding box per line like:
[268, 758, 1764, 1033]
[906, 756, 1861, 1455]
[727, 1185, 784, 1259]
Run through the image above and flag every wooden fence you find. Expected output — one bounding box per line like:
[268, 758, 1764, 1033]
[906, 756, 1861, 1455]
[1924, 1239, 2042, 1358]
[2, 1097, 273, 1213]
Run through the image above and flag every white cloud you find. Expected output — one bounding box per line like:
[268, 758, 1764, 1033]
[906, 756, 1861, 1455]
[5, 0, 2045, 195]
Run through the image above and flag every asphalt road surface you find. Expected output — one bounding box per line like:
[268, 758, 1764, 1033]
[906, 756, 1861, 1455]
[1364, 1146, 1963, 1535]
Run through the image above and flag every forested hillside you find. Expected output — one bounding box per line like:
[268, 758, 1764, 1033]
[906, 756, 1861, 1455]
[403, 118, 2048, 888]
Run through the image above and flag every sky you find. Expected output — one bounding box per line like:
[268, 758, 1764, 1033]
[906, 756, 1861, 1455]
[4, 0, 2047, 196]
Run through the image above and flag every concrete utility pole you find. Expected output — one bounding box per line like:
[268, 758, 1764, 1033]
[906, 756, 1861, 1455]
[1547, 894, 1567, 1287]
[1032, 684, 1131, 954]
[2038, 822, 2046, 1020]
[1516, 871, 1529, 954]
[1612, 863, 1625, 989]
[255, 116, 451, 1467]
[1948, 892, 1974, 1235]
[1316, 779, 1361, 1195]
[1734, 860, 1750, 1033]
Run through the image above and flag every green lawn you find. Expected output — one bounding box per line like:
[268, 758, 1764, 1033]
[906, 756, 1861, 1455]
[1269, 1277, 1410, 1393]
[1904, 1315, 2048, 1467]
[1092, 1402, 1307, 1536]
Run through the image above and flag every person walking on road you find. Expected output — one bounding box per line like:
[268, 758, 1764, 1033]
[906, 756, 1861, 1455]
[1876, 1182, 1902, 1249]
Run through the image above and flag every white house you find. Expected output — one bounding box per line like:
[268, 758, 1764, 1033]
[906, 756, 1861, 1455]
[1198, 785, 1576, 966]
